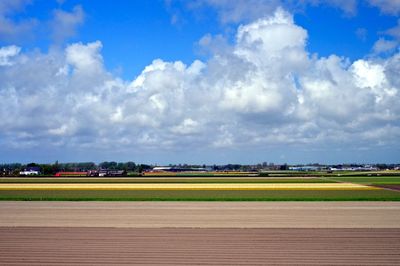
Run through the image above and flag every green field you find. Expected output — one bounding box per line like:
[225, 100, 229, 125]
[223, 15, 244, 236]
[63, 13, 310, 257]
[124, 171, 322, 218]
[0, 189, 399, 201]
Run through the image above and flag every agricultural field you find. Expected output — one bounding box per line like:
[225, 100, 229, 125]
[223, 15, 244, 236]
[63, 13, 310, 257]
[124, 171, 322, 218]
[0, 175, 399, 201]
[1, 202, 400, 265]
[0, 177, 337, 183]
[322, 176, 400, 192]
[325, 176, 400, 185]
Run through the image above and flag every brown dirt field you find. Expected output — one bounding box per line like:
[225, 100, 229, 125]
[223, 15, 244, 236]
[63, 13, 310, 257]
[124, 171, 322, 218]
[0, 227, 399, 265]
[1, 201, 400, 228]
[1, 202, 400, 265]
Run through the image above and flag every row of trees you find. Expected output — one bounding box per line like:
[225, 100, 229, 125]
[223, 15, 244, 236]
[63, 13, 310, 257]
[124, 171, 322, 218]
[0, 161, 152, 176]
[0, 162, 270, 176]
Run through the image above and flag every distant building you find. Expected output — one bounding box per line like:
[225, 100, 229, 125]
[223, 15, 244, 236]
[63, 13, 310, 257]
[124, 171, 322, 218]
[289, 166, 320, 171]
[149, 166, 207, 173]
[98, 169, 126, 177]
[19, 166, 41, 176]
[329, 166, 378, 171]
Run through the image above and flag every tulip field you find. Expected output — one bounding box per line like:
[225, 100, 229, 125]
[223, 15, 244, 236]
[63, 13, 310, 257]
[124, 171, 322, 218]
[0, 175, 400, 200]
[0, 182, 381, 190]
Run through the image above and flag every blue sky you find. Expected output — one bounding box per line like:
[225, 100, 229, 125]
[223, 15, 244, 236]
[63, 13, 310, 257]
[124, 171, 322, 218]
[0, 0, 399, 164]
[6, 1, 398, 78]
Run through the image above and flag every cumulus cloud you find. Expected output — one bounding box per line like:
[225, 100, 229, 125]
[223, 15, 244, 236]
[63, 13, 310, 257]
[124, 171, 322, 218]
[0, 45, 21, 65]
[0, 8, 399, 161]
[66, 41, 103, 73]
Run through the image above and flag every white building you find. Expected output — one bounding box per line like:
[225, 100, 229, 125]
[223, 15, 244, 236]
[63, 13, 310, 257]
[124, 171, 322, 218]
[19, 169, 40, 176]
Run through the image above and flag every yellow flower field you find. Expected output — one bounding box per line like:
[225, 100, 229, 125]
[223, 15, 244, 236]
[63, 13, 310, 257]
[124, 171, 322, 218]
[0, 183, 379, 190]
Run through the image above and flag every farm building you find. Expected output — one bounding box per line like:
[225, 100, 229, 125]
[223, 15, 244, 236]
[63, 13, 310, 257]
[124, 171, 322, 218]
[19, 166, 41, 176]
[98, 169, 126, 177]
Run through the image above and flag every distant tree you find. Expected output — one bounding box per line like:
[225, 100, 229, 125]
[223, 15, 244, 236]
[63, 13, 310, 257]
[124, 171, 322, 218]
[136, 164, 152, 173]
[50, 161, 60, 174]
[78, 162, 96, 170]
[125, 161, 136, 171]
[99, 161, 118, 170]
[40, 164, 53, 175]
[12, 169, 21, 176]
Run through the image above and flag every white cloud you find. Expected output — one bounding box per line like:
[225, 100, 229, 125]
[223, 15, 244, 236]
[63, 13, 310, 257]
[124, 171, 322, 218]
[0, 8, 399, 161]
[171, 118, 201, 134]
[216, 9, 306, 115]
[65, 41, 103, 74]
[0, 45, 21, 66]
[352, 60, 387, 90]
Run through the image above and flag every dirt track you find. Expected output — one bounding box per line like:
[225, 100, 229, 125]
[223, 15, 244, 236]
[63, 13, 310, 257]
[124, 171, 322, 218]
[1, 201, 400, 228]
[1, 202, 400, 265]
[1, 227, 399, 265]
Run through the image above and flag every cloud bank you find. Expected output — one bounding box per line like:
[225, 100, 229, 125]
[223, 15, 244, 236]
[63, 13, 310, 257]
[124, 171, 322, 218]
[0, 8, 399, 162]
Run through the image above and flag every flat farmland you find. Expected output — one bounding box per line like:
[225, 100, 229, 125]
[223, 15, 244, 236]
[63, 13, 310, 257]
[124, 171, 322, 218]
[1, 176, 400, 200]
[0, 182, 379, 190]
[1, 177, 400, 264]
[1, 227, 400, 265]
[0, 177, 336, 183]
[1, 201, 400, 228]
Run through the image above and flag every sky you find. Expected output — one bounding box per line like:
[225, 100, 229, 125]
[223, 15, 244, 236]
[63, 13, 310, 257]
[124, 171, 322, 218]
[0, 0, 400, 164]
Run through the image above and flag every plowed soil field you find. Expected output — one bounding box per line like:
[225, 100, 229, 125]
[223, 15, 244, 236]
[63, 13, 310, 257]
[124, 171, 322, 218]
[1, 227, 399, 265]
[1, 202, 399, 265]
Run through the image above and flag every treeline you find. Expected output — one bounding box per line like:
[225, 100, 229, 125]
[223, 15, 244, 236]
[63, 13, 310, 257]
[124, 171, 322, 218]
[159, 164, 264, 171]
[0, 161, 152, 176]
